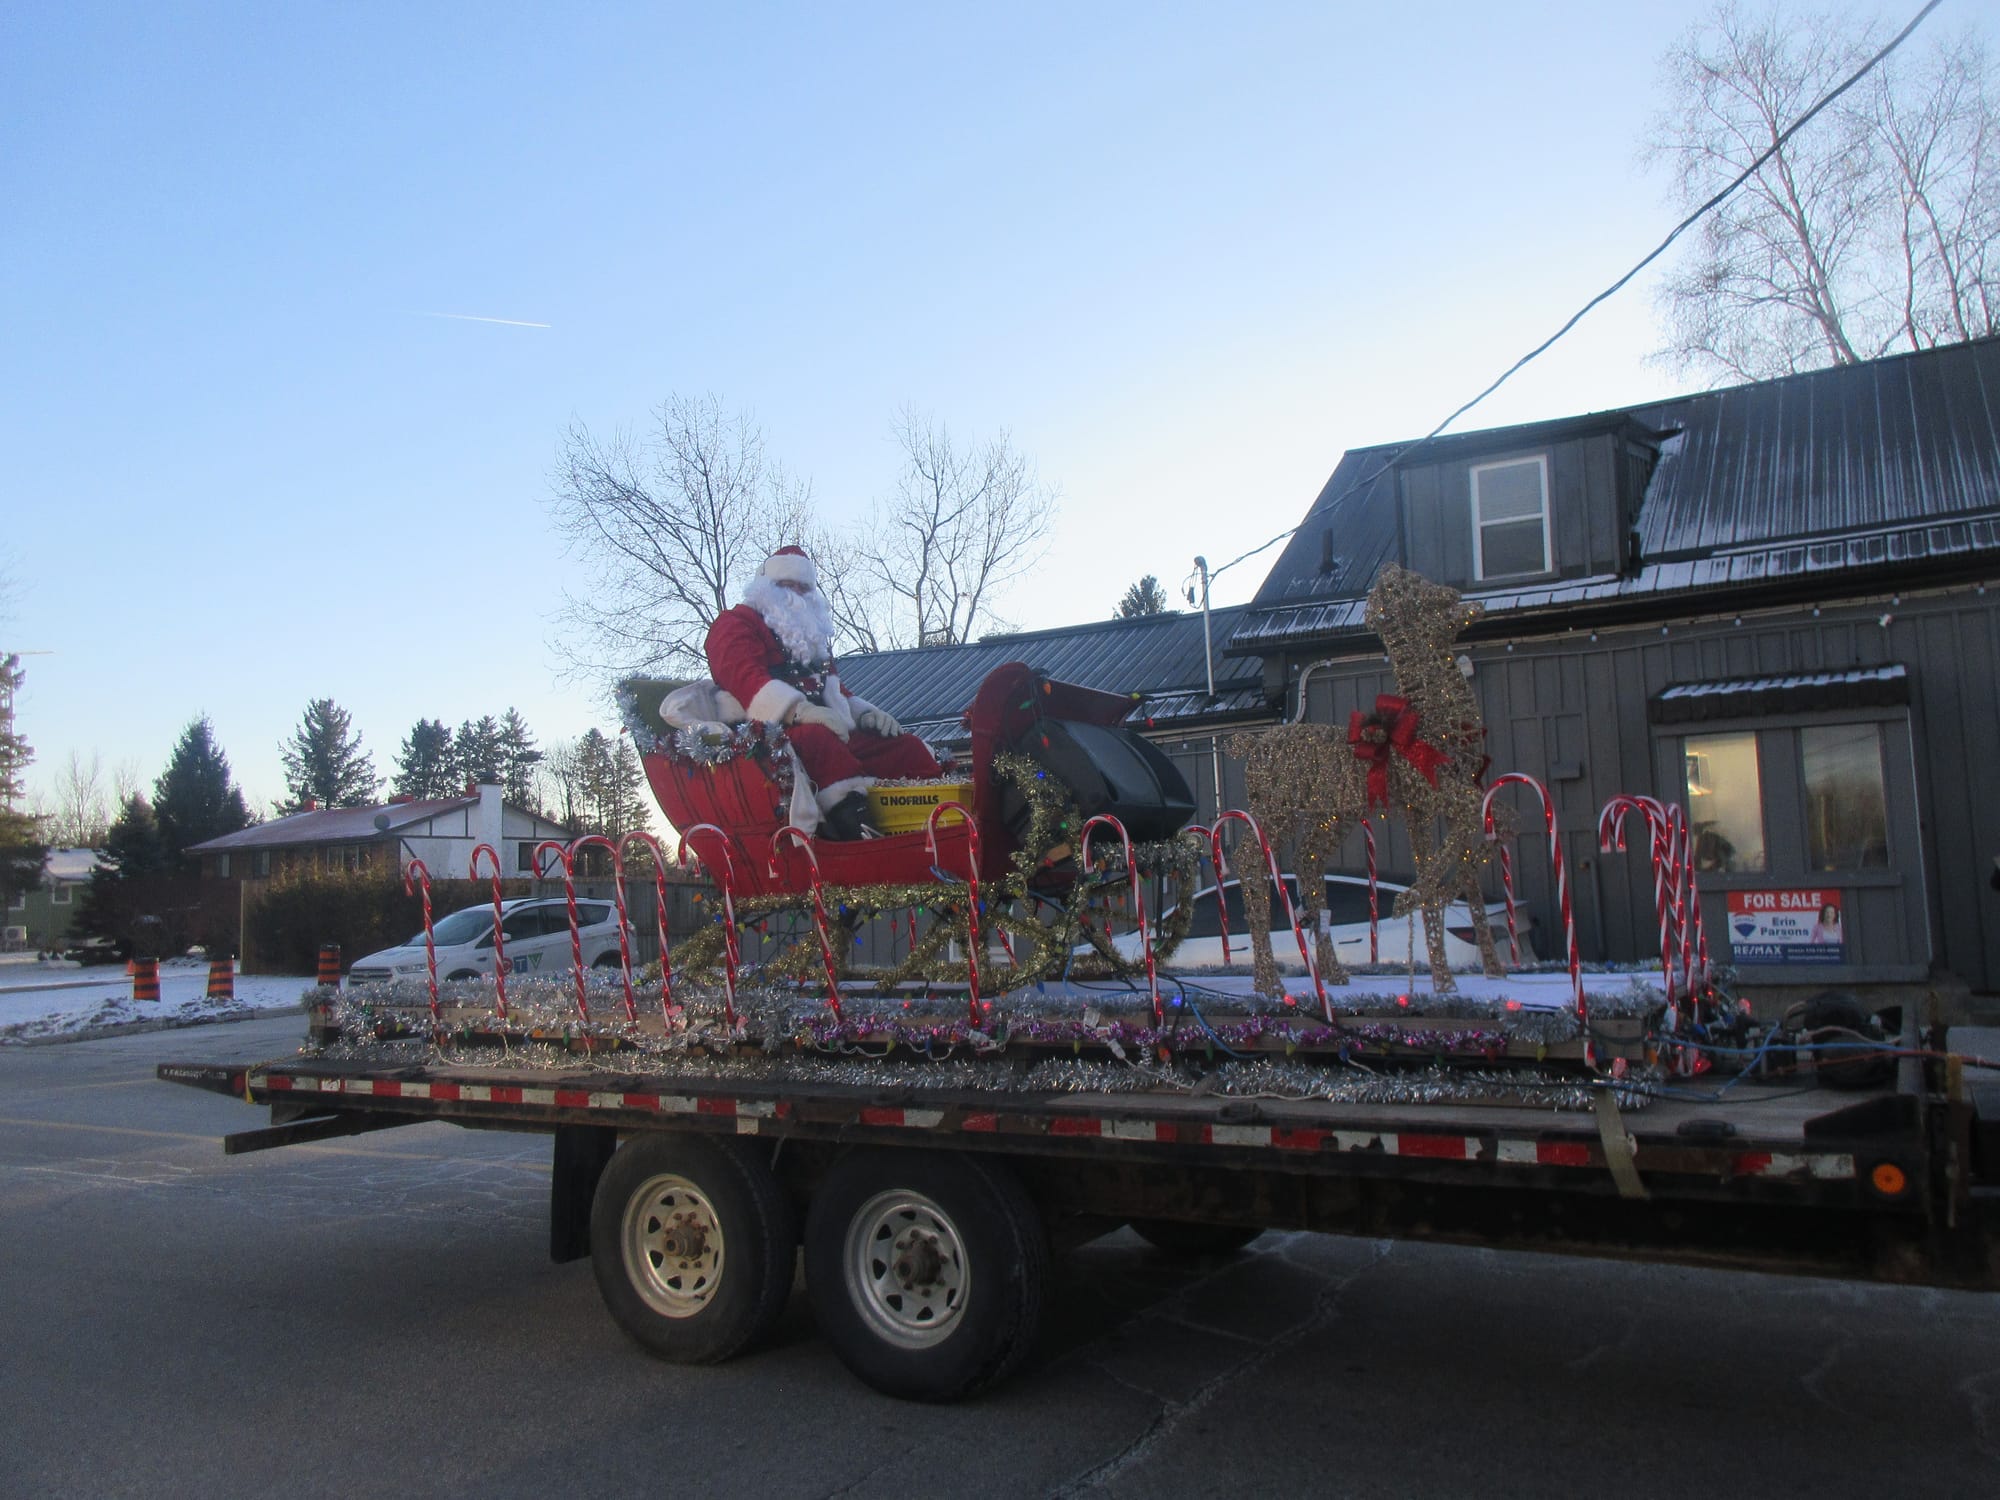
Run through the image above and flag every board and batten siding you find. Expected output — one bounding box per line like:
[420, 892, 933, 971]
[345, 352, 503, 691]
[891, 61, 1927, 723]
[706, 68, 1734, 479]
[1285, 583, 2000, 990]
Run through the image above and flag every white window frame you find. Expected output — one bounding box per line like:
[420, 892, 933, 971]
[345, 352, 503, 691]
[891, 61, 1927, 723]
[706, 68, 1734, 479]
[51, 883, 71, 905]
[1470, 454, 1553, 581]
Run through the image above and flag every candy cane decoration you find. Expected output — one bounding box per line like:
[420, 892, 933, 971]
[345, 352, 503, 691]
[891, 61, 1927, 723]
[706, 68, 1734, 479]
[570, 835, 637, 1024]
[533, 838, 590, 1024]
[677, 824, 741, 1029]
[466, 842, 510, 1020]
[770, 827, 844, 1020]
[401, 857, 439, 1028]
[1359, 817, 1380, 964]
[620, 830, 678, 1028]
[1483, 774, 1587, 1057]
[1495, 842, 1519, 966]
[1602, 794, 1677, 1009]
[926, 803, 985, 1026]
[1663, 803, 1711, 996]
[1209, 809, 1329, 1021]
[1081, 814, 1162, 1024]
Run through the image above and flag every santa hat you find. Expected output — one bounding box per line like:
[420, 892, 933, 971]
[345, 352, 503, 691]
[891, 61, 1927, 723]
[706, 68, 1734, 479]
[758, 545, 817, 589]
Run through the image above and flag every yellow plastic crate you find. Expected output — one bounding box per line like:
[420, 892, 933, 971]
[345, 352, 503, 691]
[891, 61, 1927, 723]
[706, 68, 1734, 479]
[866, 781, 973, 836]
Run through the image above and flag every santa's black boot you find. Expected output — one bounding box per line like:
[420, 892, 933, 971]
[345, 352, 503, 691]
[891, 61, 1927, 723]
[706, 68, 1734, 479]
[821, 791, 877, 842]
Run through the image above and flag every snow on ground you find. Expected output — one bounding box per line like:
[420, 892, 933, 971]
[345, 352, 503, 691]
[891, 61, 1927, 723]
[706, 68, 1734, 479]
[0, 955, 316, 1045]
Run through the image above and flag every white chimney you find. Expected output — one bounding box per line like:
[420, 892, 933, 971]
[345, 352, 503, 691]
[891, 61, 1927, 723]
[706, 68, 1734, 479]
[476, 783, 504, 865]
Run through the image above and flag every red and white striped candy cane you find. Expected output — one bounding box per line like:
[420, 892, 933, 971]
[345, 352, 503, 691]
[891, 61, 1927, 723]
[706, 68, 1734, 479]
[677, 824, 743, 1029]
[620, 831, 678, 1028]
[1080, 814, 1162, 1024]
[926, 803, 985, 1026]
[1495, 842, 1519, 966]
[770, 827, 844, 1021]
[1359, 817, 1380, 964]
[1210, 809, 1329, 1020]
[1601, 795, 1675, 1007]
[533, 839, 589, 1025]
[401, 857, 439, 1029]
[570, 835, 637, 1024]
[1482, 775, 1588, 1058]
[467, 842, 510, 1021]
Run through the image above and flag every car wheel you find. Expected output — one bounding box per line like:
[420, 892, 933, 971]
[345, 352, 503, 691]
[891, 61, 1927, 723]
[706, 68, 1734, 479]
[590, 1134, 796, 1364]
[805, 1149, 1046, 1402]
[592, 951, 623, 969]
[445, 969, 478, 982]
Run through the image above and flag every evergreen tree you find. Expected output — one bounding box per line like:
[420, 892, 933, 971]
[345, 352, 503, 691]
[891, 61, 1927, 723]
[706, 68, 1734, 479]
[606, 736, 648, 837]
[0, 653, 43, 906]
[451, 715, 505, 788]
[100, 795, 168, 878]
[277, 698, 379, 813]
[153, 717, 253, 872]
[392, 718, 455, 799]
[576, 728, 615, 833]
[1116, 575, 1169, 617]
[497, 708, 542, 807]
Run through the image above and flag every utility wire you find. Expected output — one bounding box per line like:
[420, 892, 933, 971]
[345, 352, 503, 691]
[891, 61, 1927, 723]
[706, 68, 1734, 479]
[1208, 0, 1945, 585]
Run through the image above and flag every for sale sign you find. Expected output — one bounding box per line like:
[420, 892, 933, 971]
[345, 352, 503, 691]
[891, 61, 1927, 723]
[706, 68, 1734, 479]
[1726, 889, 1845, 964]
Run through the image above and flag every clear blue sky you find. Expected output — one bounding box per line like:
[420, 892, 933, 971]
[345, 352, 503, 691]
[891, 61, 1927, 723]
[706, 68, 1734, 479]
[2, 2, 1976, 814]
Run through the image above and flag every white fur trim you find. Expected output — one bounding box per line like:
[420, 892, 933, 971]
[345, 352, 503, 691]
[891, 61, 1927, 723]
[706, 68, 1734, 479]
[787, 745, 821, 834]
[816, 775, 874, 810]
[819, 672, 857, 734]
[745, 678, 805, 725]
[759, 550, 817, 588]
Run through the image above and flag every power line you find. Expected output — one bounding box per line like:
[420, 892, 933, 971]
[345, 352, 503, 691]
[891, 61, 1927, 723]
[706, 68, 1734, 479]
[1208, 0, 1945, 586]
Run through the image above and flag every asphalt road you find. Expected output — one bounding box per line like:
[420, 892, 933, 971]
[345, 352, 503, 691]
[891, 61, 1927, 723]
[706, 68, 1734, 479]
[3, 1016, 1997, 1499]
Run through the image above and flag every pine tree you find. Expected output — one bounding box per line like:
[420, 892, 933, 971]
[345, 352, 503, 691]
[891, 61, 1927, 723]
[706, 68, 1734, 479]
[277, 698, 379, 813]
[497, 708, 541, 807]
[1116, 575, 1169, 618]
[0, 653, 43, 906]
[153, 717, 253, 872]
[451, 716, 504, 789]
[576, 729, 615, 834]
[606, 736, 649, 837]
[393, 719, 455, 799]
[100, 795, 168, 878]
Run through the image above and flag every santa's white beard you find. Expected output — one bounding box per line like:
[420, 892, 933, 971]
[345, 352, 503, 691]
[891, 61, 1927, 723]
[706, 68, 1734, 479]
[743, 575, 835, 665]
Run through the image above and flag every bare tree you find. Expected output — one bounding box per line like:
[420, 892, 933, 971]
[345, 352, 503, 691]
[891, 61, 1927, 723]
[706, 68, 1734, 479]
[852, 410, 1057, 649]
[37, 750, 110, 848]
[549, 395, 814, 677]
[1648, 4, 2000, 380]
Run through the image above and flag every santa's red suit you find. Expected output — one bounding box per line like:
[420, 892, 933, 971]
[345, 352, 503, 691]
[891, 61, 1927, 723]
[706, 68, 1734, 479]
[705, 548, 941, 814]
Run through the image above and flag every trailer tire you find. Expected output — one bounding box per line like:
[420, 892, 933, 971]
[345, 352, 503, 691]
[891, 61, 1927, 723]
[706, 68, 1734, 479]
[805, 1149, 1046, 1402]
[1128, 1219, 1265, 1256]
[590, 1134, 795, 1365]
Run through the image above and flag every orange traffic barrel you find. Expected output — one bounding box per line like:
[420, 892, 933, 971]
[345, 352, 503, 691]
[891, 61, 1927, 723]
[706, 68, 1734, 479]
[131, 957, 160, 1003]
[317, 943, 342, 988]
[206, 957, 234, 1000]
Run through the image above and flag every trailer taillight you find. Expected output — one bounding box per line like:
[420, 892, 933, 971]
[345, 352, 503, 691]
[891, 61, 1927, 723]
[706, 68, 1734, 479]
[1869, 1161, 1908, 1197]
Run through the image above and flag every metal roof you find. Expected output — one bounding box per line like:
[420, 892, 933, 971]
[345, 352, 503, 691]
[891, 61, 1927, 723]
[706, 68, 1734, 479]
[1232, 336, 2000, 652]
[187, 797, 480, 852]
[835, 606, 1265, 733]
[1650, 664, 1910, 724]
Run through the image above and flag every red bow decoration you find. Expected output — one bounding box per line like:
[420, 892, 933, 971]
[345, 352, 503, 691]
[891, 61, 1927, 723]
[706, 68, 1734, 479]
[1347, 694, 1449, 809]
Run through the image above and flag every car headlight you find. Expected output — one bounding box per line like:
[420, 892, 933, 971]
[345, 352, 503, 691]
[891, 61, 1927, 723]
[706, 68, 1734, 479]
[393, 963, 426, 975]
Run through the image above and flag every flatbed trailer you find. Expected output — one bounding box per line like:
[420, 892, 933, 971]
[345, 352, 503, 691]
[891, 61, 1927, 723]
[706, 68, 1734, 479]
[160, 1012, 2000, 1402]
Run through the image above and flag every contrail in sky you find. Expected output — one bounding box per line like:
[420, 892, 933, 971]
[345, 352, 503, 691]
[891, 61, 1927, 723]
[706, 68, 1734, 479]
[417, 311, 552, 328]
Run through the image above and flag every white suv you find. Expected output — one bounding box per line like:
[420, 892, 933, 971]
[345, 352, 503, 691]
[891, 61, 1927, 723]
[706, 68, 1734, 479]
[348, 898, 626, 984]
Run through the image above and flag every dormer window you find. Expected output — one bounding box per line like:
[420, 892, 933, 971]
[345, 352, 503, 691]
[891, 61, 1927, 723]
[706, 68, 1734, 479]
[1471, 455, 1551, 580]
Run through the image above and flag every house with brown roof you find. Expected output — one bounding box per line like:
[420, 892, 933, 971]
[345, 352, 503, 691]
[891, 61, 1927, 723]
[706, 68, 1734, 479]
[186, 784, 571, 882]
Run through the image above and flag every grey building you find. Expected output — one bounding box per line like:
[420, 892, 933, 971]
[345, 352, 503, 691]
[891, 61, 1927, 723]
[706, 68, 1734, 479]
[1228, 336, 2000, 994]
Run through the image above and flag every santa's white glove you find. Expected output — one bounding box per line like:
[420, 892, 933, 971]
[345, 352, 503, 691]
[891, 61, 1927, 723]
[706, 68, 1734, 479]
[787, 700, 851, 740]
[855, 705, 902, 737]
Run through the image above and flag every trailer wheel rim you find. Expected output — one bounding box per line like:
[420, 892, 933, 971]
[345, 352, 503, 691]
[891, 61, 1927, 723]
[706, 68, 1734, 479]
[844, 1188, 969, 1348]
[623, 1173, 725, 1319]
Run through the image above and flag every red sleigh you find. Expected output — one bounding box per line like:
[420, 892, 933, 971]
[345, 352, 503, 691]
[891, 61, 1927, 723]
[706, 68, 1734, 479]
[633, 662, 1142, 899]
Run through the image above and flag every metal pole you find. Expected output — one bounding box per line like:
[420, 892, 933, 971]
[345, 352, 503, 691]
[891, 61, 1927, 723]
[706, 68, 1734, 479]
[1193, 557, 1224, 819]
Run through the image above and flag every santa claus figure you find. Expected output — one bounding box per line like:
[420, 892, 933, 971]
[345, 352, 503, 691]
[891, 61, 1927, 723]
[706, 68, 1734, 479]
[706, 546, 942, 839]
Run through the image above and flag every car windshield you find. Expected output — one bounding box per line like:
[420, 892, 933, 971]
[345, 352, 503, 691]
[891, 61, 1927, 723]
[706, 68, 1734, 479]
[417, 906, 497, 947]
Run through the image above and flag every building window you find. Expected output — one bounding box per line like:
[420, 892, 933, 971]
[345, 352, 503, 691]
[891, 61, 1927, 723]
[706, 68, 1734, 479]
[254, 850, 271, 877]
[51, 884, 71, 905]
[1470, 455, 1551, 580]
[518, 841, 538, 873]
[7, 889, 22, 912]
[1684, 731, 1766, 872]
[216, 853, 231, 878]
[1802, 723, 1889, 870]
